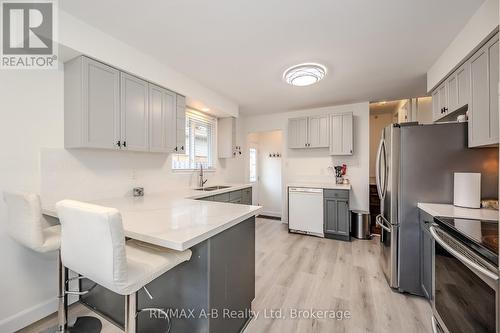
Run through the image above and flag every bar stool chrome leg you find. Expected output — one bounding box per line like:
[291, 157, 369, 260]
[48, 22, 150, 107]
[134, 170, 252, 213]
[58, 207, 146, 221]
[124, 292, 137, 333]
[57, 251, 68, 332]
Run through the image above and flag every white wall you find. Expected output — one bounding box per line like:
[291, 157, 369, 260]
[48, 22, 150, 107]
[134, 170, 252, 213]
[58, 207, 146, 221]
[247, 131, 283, 217]
[427, 0, 499, 91]
[369, 112, 393, 180]
[242, 102, 370, 222]
[0, 69, 64, 332]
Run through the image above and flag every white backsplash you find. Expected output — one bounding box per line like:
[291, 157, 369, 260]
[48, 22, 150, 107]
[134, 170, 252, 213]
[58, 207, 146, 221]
[40, 148, 235, 209]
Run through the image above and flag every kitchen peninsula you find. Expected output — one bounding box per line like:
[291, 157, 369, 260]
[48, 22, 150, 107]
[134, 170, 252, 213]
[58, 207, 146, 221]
[43, 184, 261, 333]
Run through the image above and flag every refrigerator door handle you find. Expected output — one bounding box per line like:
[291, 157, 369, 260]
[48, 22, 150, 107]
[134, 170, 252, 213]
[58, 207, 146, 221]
[381, 140, 388, 199]
[375, 138, 385, 200]
[376, 214, 391, 233]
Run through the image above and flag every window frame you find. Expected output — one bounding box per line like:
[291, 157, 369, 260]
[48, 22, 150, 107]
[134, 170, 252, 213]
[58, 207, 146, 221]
[172, 109, 217, 172]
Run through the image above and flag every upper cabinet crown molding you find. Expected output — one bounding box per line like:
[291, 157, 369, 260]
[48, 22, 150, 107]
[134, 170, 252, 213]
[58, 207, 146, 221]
[64, 56, 186, 153]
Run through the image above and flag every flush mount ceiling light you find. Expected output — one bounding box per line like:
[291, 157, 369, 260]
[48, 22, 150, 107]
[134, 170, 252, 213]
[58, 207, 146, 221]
[283, 63, 327, 87]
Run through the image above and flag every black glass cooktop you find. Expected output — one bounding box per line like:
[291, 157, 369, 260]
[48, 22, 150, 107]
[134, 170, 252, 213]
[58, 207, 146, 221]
[433, 216, 498, 265]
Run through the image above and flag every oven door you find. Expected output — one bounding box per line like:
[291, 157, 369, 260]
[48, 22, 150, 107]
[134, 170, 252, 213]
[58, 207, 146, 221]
[430, 225, 499, 333]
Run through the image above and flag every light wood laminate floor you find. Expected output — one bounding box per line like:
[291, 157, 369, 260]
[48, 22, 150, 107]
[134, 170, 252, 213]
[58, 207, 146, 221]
[19, 218, 432, 333]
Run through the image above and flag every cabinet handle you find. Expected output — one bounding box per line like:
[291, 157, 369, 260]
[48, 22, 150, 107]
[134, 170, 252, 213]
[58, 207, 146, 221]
[444, 107, 448, 112]
[181, 146, 184, 151]
[174, 147, 178, 152]
[123, 141, 127, 148]
[116, 141, 121, 148]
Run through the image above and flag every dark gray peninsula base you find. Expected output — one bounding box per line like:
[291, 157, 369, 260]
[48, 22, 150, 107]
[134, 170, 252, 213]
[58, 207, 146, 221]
[80, 217, 256, 333]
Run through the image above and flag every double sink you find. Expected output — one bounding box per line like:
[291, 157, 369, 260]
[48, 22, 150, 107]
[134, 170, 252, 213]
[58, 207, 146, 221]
[195, 185, 232, 192]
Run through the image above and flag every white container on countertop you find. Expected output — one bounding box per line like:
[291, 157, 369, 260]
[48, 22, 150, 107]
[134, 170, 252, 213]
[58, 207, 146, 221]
[454, 172, 481, 209]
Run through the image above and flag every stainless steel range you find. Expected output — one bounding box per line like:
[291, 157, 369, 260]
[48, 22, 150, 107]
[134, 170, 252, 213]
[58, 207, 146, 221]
[431, 216, 499, 333]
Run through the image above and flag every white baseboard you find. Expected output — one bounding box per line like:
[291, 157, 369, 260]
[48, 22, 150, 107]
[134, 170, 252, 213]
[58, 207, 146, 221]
[259, 210, 281, 218]
[0, 276, 79, 332]
[0, 298, 57, 333]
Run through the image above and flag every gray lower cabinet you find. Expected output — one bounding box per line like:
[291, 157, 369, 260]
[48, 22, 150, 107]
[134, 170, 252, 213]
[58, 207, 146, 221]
[323, 190, 350, 241]
[242, 187, 252, 205]
[198, 187, 253, 205]
[419, 209, 434, 301]
[81, 217, 256, 333]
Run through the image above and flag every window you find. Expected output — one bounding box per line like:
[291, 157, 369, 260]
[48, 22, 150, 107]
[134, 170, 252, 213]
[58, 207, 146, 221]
[172, 110, 216, 170]
[249, 148, 257, 182]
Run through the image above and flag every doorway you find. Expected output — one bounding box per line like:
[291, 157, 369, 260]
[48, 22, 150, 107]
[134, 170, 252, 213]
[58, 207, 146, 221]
[247, 130, 283, 219]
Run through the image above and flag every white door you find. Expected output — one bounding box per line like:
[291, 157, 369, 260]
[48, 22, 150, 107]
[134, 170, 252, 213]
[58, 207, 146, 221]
[248, 145, 259, 205]
[120, 73, 149, 151]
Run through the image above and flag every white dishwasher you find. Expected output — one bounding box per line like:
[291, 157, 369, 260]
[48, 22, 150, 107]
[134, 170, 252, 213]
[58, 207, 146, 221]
[288, 187, 324, 237]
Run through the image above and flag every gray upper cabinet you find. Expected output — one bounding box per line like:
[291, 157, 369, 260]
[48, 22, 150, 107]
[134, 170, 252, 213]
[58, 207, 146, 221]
[288, 117, 309, 148]
[469, 34, 499, 147]
[456, 62, 470, 110]
[218, 117, 238, 158]
[329, 113, 353, 155]
[431, 89, 441, 121]
[447, 74, 458, 112]
[149, 84, 176, 153]
[120, 73, 149, 152]
[65, 56, 120, 149]
[308, 115, 330, 148]
[65, 55, 185, 153]
[175, 95, 186, 154]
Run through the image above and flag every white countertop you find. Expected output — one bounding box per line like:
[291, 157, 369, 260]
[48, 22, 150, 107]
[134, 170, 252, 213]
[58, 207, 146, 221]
[287, 182, 351, 190]
[418, 203, 499, 221]
[43, 184, 261, 251]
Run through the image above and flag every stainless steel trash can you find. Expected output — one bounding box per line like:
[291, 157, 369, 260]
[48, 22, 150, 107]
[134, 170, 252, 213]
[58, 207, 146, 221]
[351, 210, 371, 239]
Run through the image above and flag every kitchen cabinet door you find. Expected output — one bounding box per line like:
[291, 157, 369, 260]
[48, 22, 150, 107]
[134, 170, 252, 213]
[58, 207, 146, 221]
[324, 198, 338, 235]
[456, 62, 470, 110]
[65, 56, 121, 149]
[120, 73, 149, 151]
[324, 192, 350, 241]
[341, 113, 353, 155]
[447, 74, 458, 113]
[419, 210, 434, 301]
[488, 38, 499, 144]
[288, 117, 309, 148]
[308, 115, 330, 148]
[242, 187, 252, 205]
[438, 83, 448, 117]
[149, 84, 176, 153]
[329, 113, 353, 155]
[431, 89, 441, 122]
[469, 34, 499, 147]
[175, 95, 186, 153]
[218, 117, 237, 158]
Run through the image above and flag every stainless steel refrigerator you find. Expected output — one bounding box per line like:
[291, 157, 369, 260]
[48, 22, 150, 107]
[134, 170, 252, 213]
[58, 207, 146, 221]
[375, 122, 498, 295]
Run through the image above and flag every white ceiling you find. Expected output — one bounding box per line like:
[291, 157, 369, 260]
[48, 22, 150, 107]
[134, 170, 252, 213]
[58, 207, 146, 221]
[61, 0, 484, 115]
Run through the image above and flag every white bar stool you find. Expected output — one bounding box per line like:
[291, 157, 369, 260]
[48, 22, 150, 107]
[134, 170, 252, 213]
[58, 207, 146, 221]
[3, 192, 101, 333]
[56, 200, 192, 333]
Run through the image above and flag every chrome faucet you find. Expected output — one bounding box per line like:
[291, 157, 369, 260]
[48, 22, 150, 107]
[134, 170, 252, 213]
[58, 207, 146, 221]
[198, 164, 208, 188]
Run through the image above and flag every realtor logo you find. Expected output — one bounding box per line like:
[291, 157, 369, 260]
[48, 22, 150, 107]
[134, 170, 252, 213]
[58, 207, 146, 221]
[1, 0, 58, 69]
